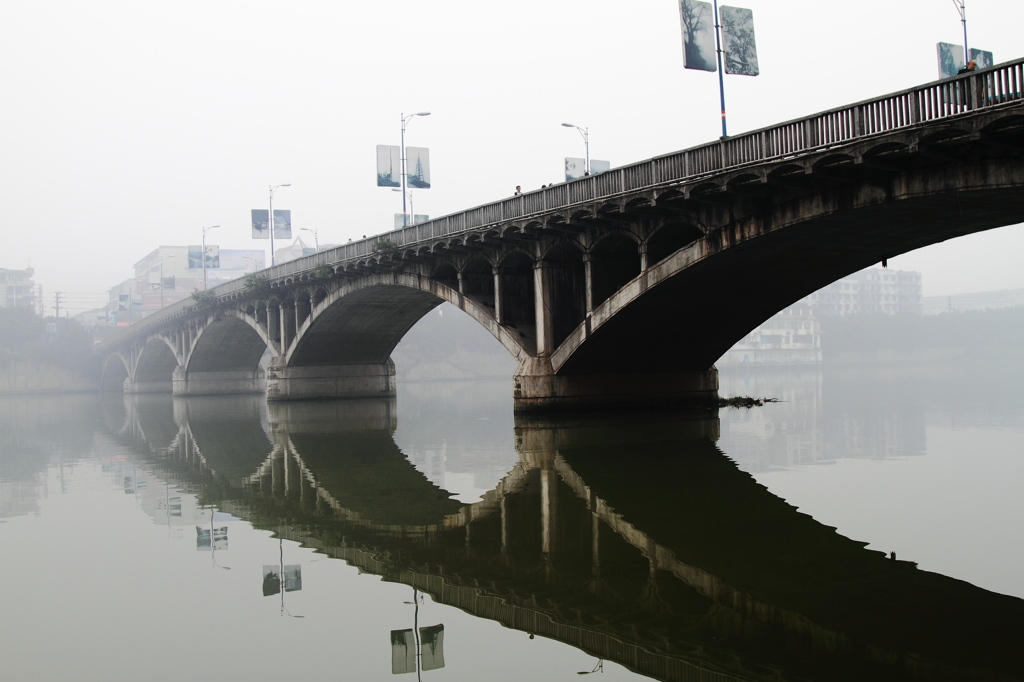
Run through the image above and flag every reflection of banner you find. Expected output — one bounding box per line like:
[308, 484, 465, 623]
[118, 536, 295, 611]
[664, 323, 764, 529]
[720, 6, 758, 76]
[391, 629, 416, 674]
[419, 624, 445, 671]
[251, 209, 270, 239]
[377, 145, 401, 187]
[390, 625, 445, 674]
[679, 1, 716, 72]
[261, 565, 302, 596]
[406, 147, 431, 188]
[273, 209, 291, 239]
[196, 526, 228, 551]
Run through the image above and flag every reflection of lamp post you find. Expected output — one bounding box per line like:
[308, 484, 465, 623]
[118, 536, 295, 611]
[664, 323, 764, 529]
[561, 122, 590, 175]
[401, 112, 430, 227]
[301, 227, 319, 253]
[201, 225, 219, 289]
[577, 659, 604, 675]
[269, 183, 291, 267]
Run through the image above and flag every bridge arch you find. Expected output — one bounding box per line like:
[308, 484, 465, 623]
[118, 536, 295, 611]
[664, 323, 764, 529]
[94, 66, 1024, 410]
[130, 337, 181, 393]
[99, 353, 130, 392]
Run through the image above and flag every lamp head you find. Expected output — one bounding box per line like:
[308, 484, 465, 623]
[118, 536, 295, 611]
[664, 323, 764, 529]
[415, 111, 431, 117]
[561, 122, 576, 128]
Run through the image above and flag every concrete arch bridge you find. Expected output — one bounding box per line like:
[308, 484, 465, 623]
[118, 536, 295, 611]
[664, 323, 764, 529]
[95, 59, 1024, 410]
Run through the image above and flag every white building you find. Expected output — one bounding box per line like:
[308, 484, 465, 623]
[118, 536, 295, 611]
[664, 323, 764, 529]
[719, 268, 922, 366]
[0, 267, 37, 311]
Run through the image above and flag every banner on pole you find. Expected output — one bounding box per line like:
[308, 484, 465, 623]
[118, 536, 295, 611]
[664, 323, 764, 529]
[376, 145, 401, 187]
[251, 209, 270, 239]
[273, 209, 292, 239]
[720, 6, 758, 76]
[679, 1, 716, 72]
[406, 147, 431, 188]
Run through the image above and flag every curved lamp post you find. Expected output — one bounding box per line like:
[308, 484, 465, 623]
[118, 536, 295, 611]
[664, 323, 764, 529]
[269, 183, 291, 266]
[561, 122, 590, 175]
[301, 227, 319, 253]
[400, 112, 430, 226]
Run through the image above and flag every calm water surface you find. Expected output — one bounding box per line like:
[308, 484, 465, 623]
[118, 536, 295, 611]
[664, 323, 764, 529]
[1, 366, 1022, 682]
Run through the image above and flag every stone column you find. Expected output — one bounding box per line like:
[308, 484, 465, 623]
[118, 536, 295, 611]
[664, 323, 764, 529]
[533, 261, 554, 356]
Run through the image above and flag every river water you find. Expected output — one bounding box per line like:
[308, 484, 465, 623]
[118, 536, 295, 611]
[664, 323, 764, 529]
[1, 364, 1022, 682]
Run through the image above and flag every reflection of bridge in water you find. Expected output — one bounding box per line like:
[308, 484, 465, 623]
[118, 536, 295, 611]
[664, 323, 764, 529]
[114, 394, 1024, 682]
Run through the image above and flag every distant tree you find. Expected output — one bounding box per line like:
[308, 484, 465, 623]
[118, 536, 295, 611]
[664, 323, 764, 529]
[0, 305, 45, 355]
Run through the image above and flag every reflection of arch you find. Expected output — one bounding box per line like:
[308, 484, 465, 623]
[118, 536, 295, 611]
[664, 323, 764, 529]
[126, 398, 1024, 682]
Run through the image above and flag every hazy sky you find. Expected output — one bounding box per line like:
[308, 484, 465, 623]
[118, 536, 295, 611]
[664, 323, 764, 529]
[3, 0, 1022, 313]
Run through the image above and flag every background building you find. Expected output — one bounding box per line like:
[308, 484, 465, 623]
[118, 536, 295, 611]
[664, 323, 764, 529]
[1, 267, 38, 311]
[719, 268, 922, 366]
[77, 246, 265, 341]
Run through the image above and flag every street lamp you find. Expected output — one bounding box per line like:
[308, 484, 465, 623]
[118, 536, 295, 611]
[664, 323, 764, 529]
[561, 122, 590, 175]
[201, 225, 219, 289]
[159, 254, 176, 309]
[400, 112, 430, 226]
[269, 183, 291, 266]
[301, 227, 319, 253]
[391, 188, 415, 225]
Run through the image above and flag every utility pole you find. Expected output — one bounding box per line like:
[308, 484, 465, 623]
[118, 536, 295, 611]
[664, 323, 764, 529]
[53, 291, 62, 319]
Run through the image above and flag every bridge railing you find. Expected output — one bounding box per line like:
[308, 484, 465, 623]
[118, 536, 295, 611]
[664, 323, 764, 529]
[98, 58, 1023, 349]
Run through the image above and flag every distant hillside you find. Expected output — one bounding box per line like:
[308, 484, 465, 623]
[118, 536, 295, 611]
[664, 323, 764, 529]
[392, 303, 518, 381]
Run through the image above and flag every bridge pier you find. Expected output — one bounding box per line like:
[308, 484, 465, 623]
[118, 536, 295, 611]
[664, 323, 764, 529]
[124, 379, 173, 394]
[265, 360, 396, 401]
[513, 358, 718, 411]
[171, 367, 266, 396]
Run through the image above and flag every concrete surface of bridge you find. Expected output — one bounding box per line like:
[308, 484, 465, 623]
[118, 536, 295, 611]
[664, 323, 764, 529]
[95, 59, 1024, 411]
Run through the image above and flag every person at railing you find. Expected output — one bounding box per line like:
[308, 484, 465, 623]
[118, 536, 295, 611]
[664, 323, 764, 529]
[957, 59, 977, 75]
[514, 185, 522, 196]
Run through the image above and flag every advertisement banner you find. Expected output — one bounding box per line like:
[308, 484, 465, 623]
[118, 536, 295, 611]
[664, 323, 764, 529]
[970, 48, 994, 69]
[190, 245, 221, 269]
[251, 209, 270, 239]
[394, 214, 430, 229]
[565, 158, 611, 182]
[721, 6, 759, 76]
[273, 209, 292, 239]
[405, 147, 431, 188]
[376, 145, 401, 187]
[679, 0, 716, 72]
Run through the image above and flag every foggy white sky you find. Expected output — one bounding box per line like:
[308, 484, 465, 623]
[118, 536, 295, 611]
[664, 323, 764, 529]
[3, 0, 1022, 313]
